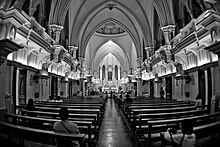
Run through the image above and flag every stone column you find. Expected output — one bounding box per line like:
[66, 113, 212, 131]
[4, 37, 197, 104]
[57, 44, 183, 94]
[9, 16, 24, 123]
[49, 24, 63, 45]
[154, 80, 161, 98]
[129, 67, 133, 75]
[136, 57, 143, 69]
[161, 25, 176, 45]
[137, 76, 142, 96]
[78, 57, 86, 96]
[145, 46, 153, 59]
[79, 57, 86, 69]
[123, 70, 127, 78]
[0, 39, 21, 121]
[93, 70, 97, 78]
[136, 57, 143, 96]
[69, 46, 78, 60]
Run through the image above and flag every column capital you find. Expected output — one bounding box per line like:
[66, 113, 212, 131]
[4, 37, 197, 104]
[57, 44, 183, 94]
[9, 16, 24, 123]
[49, 24, 64, 33]
[69, 46, 78, 51]
[161, 25, 176, 32]
[145, 46, 153, 51]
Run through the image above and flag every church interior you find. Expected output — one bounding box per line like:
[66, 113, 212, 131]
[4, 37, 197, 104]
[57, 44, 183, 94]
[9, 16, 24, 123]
[0, 0, 220, 146]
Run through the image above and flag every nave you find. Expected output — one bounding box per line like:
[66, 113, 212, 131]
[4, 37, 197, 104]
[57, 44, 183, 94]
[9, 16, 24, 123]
[96, 97, 137, 147]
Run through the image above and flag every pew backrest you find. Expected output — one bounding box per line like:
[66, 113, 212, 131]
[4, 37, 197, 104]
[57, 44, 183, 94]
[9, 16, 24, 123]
[0, 121, 85, 146]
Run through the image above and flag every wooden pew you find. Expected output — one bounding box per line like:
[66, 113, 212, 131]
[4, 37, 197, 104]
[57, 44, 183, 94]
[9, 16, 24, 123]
[137, 109, 208, 133]
[145, 111, 220, 147]
[129, 106, 198, 125]
[35, 102, 106, 112]
[0, 121, 85, 147]
[16, 104, 105, 122]
[127, 101, 191, 106]
[32, 107, 102, 125]
[129, 103, 195, 110]
[123, 101, 193, 117]
[20, 110, 99, 128]
[127, 103, 196, 121]
[4, 113, 95, 142]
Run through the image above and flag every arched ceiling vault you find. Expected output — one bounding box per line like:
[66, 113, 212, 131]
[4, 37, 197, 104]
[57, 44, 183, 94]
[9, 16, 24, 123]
[93, 47, 128, 71]
[49, 0, 174, 42]
[49, 0, 175, 63]
[78, 9, 142, 58]
[68, 0, 153, 57]
[89, 38, 130, 68]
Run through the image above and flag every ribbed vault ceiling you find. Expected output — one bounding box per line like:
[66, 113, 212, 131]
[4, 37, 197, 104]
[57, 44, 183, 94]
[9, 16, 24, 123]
[49, 0, 174, 74]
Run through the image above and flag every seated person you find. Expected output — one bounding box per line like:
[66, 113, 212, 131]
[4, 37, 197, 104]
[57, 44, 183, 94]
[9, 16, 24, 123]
[24, 98, 38, 126]
[161, 120, 196, 147]
[123, 93, 133, 108]
[56, 96, 63, 102]
[195, 94, 202, 110]
[54, 107, 80, 147]
[26, 98, 36, 111]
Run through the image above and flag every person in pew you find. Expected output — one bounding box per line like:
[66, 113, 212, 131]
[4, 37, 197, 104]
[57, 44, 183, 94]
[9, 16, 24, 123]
[26, 98, 37, 117]
[160, 87, 165, 99]
[118, 94, 123, 106]
[54, 107, 80, 147]
[195, 94, 202, 110]
[123, 92, 133, 107]
[23, 98, 39, 127]
[56, 96, 63, 102]
[162, 120, 196, 147]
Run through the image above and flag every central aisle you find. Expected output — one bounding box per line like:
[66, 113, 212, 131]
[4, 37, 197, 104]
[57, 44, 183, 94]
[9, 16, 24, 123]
[96, 97, 137, 147]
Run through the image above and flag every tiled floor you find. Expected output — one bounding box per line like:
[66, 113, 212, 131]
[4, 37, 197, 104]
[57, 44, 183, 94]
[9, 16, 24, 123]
[96, 97, 137, 147]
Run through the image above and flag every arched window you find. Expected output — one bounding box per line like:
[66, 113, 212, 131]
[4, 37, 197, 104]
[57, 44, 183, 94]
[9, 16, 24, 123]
[120, 67, 122, 79]
[102, 65, 105, 80]
[115, 65, 118, 80]
[98, 67, 100, 78]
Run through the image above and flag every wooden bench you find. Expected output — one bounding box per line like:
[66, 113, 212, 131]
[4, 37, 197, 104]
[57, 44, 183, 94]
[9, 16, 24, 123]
[4, 113, 96, 143]
[129, 106, 198, 125]
[123, 101, 193, 118]
[35, 102, 106, 112]
[33, 107, 102, 125]
[144, 111, 220, 147]
[137, 109, 208, 133]
[0, 121, 85, 147]
[20, 110, 99, 128]
[127, 104, 196, 122]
